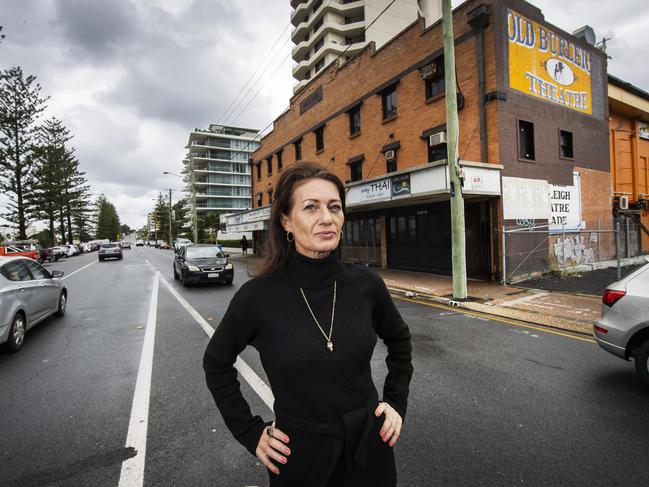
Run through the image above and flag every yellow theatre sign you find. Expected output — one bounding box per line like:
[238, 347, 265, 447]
[507, 10, 592, 114]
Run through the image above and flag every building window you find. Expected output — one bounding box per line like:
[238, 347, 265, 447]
[276, 150, 283, 171]
[350, 161, 362, 182]
[313, 17, 323, 34]
[348, 105, 361, 136]
[428, 142, 446, 163]
[266, 156, 273, 176]
[518, 120, 535, 160]
[560, 130, 574, 159]
[314, 38, 324, 52]
[314, 126, 325, 152]
[313, 0, 322, 12]
[268, 188, 273, 204]
[382, 85, 397, 120]
[424, 57, 446, 100]
[256, 162, 261, 180]
[256, 192, 263, 207]
[294, 139, 302, 160]
[315, 58, 325, 72]
[387, 158, 397, 173]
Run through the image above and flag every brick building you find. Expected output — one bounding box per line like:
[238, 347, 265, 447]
[226, 0, 611, 280]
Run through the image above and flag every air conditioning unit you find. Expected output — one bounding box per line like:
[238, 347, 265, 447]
[385, 150, 396, 161]
[429, 131, 447, 147]
[619, 195, 629, 210]
[420, 61, 439, 80]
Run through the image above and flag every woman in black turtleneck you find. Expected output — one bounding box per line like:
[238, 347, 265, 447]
[203, 162, 413, 487]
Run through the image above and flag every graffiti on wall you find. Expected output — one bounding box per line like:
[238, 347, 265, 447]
[552, 234, 596, 267]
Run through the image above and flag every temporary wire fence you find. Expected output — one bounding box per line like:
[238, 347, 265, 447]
[501, 216, 643, 285]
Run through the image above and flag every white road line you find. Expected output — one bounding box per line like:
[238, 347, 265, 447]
[119, 272, 160, 487]
[159, 276, 275, 410]
[62, 260, 97, 280]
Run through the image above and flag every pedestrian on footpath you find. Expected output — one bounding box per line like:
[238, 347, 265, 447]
[240, 235, 249, 255]
[203, 162, 413, 486]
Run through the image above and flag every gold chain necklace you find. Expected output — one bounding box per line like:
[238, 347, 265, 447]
[299, 281, 336, 352]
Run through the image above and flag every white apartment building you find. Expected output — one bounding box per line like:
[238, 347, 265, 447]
[182, 125, 260, 229]
[291, 0, 442, 93]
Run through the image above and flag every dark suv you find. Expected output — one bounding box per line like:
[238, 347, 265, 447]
[173, 244, 233, 286]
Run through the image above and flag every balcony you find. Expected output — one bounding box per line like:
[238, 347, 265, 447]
[291, 0, 310, 26]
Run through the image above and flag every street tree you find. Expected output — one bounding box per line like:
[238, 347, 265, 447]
[94, 194, 120, 241]
[0, 66, 49, 239]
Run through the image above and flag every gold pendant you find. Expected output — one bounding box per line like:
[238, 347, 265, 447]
[327, 341, 334, 352]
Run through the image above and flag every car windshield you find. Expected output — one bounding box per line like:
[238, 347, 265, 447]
[102, 244, 117, 248]
[186, 247, 224, 259]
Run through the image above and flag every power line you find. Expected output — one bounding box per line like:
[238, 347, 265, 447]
[217, 21, 293, 125]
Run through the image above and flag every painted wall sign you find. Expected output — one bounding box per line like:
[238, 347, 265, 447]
[391, 174, 411, 197]
[549, 172, 582, 231]
[640, 121, 649, 140]
[507, 10, 593, 114]
[502, 176, 550, 220]
[359, 178, 391, 203]
[299, 85, 323, 115]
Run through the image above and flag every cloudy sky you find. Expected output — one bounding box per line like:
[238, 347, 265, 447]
[1, 0, 647, 231]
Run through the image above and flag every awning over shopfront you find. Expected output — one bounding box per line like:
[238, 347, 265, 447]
[345, 160, 502, 211]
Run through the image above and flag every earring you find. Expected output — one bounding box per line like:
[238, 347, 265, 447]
[339, 231, 344, 241]
[286, 231, 294, 243]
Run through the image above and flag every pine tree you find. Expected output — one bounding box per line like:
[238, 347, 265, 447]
[0, 66, 49, 238]
[94, 194, 120, 241]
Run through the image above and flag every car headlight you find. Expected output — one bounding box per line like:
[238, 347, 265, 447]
[187, 265, 200, 272]
[225, 263, 233, 270]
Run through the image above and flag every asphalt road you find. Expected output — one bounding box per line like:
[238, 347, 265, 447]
[0, 247, 647, 486]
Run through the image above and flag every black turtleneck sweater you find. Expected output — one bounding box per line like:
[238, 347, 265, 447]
[203, 250, 413, 459]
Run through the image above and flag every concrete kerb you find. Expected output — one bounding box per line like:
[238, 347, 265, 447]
[386, 286, 594, 336]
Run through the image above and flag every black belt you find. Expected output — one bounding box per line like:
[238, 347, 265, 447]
[275, 395, 378, 487]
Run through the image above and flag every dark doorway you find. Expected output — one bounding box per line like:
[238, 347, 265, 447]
[387, 200, 491, 278]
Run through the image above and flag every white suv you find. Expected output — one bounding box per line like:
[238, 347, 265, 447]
[594, 258, 649, 385]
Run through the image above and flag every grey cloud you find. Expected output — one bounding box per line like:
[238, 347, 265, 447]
[55, 0, 136, 58]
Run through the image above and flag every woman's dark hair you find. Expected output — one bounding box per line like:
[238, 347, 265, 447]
[255, 161, 346, 277]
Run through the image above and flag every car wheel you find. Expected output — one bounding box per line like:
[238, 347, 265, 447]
[54, 291, 67, 317]
[634, 340, 649, 386]
[173, 266, 179, 281]
[180, 272, 188, 287]
[225, 279, 233, 285]
[98, 257, 103, 261]
[6, 313, 26, 352]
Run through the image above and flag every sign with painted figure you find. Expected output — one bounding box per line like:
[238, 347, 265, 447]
[391, 174, 411, 197]
[359, 178, 391, 203]
[549, 172, 582, 231]
[507, 10, 593, 114]
[639, 122, 649, 140]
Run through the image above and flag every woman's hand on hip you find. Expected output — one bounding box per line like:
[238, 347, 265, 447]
[256, 421, 290, 475]
[375, 401, 403, 447]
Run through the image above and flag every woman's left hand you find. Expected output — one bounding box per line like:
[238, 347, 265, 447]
[375, 401, 403, 447]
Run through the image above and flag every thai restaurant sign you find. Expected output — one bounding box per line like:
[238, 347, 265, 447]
[507, 10, 592, 114]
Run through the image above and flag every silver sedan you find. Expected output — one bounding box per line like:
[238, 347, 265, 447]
[594, 258, 649, 385]
[0, 256, 67, 352]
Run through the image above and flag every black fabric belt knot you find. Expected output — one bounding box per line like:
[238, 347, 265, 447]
[275, 394, 378, 487]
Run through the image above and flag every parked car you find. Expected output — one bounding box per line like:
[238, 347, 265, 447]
[0, 256, 66, 352]
[0, 244, 40, 261]
[98, 242, 123, 261]
[594, 258, 649, 385]
[121, 241, 132, 249]
[173, 244, 233, 286]
[50, 246, 70, 260]
[135, 240, 144, 247]
[159, 242, 170, 250]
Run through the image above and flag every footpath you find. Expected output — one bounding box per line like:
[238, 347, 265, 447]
[228, 249, 648, 337]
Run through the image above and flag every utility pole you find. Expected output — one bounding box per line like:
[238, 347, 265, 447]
[442, 0, 468, 300]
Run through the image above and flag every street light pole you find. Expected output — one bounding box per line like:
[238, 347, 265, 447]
[191, 159, 198, 244]
[164, 188, 173, 245]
